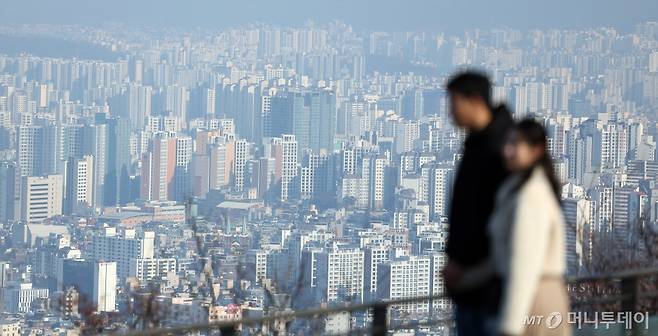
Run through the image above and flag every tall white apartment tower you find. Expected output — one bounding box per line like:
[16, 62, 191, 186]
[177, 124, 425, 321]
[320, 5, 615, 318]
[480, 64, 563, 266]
[173, 136, 193, 201]
[233, 139, 250, 192]
[75, 156, 94, 207]
[364, 246, 390, 300]
[368, 155, 387, 210]
[64, 155, 94, 215]
[429, 164, 454, 220]
[203, 88, 216, 116]
[17, 126, 37, 177]
[93, 262, 117, 312]
[563, 198, 595, 274]
[600, 123, 627, 169]
[280, 134, 298, 201]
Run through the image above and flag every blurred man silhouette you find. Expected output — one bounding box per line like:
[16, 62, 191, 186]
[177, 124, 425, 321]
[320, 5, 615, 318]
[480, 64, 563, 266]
[443, 72, 512, 336]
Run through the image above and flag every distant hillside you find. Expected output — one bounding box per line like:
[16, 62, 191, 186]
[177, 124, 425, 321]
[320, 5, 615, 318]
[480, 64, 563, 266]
[0, 34, 122, 61]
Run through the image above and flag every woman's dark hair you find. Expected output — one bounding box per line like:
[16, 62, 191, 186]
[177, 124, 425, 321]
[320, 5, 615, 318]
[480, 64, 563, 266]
[514, 118, 561, 201]
[446, 72, 492, 107]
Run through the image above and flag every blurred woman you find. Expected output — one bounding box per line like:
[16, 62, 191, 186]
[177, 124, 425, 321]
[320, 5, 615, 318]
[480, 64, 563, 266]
[490, 119, 570, 336]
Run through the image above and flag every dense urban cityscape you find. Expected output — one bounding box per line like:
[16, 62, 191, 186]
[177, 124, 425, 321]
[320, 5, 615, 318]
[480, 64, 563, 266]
[0, 17, 656, 335]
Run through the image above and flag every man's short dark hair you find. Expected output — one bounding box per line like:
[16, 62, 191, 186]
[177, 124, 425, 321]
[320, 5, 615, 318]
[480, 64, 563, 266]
[446, 72, 492, 107]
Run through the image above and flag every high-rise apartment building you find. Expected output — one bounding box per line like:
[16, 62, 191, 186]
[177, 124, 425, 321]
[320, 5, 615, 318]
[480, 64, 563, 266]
[129, 258, 177, 283]
[141, 134, 176, 201]
[173, 136, 193, 201]
[60, 259, 117, 312]
[376, 255, 432, 315]
[280, 135, 298, 201]
[20, 175, 63, 222]
[2, 283, 48, 314]
[429, 164, 454, 220]
[17, 124, 57, 177]
[0, 161, 20, 223]
[364, 246, 390, 300]
[269, 89, 336, 155]
[93, 262, 117, 312]
[91, 228, 155, 281]
[208, 139, 234, 190]
[95, 114, 132, 207]
[233, 139, 250, 192]
[315, 247, 365, 303]
[563, 198, 595, 274]
[64, 156, 94, 215]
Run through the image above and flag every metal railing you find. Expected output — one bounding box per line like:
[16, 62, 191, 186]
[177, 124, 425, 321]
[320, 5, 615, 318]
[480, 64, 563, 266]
[118, 267, 658, 336]
[121, 294, 449, 336]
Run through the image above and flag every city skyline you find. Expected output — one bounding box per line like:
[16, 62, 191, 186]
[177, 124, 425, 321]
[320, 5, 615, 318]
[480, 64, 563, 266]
[0, 11, 655, 335]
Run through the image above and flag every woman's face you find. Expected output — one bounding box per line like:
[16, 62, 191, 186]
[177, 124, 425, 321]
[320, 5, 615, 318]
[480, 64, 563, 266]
[503, 130, 544, 172]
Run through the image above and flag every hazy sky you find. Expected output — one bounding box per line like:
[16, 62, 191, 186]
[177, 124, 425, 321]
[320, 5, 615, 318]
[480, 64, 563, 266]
[2, 0, 658, 32]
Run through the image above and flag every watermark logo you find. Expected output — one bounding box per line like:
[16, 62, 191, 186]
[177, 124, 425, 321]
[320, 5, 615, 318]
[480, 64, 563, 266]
[545, 312, 563, 329]
[524, 311, 650, 330]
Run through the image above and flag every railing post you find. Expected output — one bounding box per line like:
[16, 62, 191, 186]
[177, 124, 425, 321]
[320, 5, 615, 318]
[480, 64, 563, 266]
[621, 277, 639, 336]
[220, 325, 237, 336]
[371, 304, 387, 336]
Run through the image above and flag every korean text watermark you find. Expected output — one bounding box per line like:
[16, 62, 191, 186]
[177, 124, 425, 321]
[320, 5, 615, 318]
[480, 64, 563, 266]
[523, 311, 650, 330]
